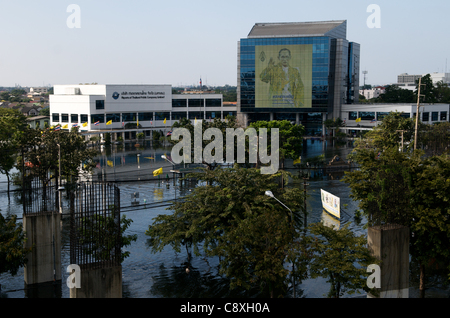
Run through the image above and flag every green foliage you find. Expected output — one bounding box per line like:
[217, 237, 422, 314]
[248, 120, 305, 167]
[372, 85, 415, 103]
[0, 214, 33, 276]
[78, 206, 137, 263]
[22, 127, 98, 184]
[146, 165, 308, 296]
[0, 109, 28, 193]
[415, 74, 436, 103]
[344, 111, 450, 293]
[308, 222, 380, 298]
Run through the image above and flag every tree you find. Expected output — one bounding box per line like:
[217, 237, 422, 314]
[39, 107, 50, 117]
[78, 205, 137, 263]
[0, 109, 28, 196]
[146, 165, 309, 297]
[374, 85, 415, 103]
[357, 111, 416, 151]
[248, 120, 305, 186]
[171, 116, 239, 170]
[0, 214, 33, 276]
[324, 118, 344, 138]
[408, 154, 450, 297]
[434, 81, 450, 103]
[344, 112, 450, 297]
[415, 74, 436, 104]
[308, 222, 379, 298]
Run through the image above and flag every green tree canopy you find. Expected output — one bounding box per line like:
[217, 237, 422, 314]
[0, 214, 33, 276]
[308, 222, 379, 298]
[146, 165, 308, 297]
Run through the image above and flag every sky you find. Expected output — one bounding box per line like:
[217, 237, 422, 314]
[1, 0, 449, 88]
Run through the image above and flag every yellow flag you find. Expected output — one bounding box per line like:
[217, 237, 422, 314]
[293, 157, 301, 165]
[107, 160, 113, 167]
[106, 120, 112, 125]
[163, 118, 167, 124]
[63, 124, 68, 129]
[82, 122, 88, 127]
[153, 167, 163, 177]
[137, 119, 139, 127]
[355, 118, 361, 123]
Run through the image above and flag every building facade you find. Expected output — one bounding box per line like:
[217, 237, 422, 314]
[50, 84, 236, 139]
[341, 103, 449, 130]
[237, 20, 360, 135]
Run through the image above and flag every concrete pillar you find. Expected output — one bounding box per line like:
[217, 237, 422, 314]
[23, 212, 61, 285]
[70, 266, 122, 298]
[367, 224, 409, 298]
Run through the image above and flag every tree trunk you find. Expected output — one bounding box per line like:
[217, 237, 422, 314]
[6, 172, 10, 201]
[420, 263, 425, 298]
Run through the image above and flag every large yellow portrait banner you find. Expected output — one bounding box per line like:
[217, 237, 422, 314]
[255, 44, 312, 108]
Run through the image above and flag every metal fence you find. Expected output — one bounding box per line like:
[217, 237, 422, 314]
[69, 182, 121, 270]
[22, 177, 58, 216]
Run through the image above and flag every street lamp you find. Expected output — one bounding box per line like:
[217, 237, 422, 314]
[161, 154, 176, 166]
[265, 190, 296, 297]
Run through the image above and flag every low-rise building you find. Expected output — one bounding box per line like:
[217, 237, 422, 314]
[49, 84, 237, 140]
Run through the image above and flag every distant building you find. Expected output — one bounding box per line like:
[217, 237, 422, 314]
[341, 103, 449, 130]
[237, 20, 360, 135]
[394, 72, 450, 91]
[359, 86, 385, 100]
[30, 87, 48, 94]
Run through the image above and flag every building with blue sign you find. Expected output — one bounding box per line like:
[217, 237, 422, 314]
[237, 20, 360, 136]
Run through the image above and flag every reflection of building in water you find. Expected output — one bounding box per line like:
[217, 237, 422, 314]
[237, 20, 361, 136]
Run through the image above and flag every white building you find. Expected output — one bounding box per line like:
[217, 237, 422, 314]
[359, 86, 385, 100]
[341, 103, 449, 131]
[50, 84, 236, 140]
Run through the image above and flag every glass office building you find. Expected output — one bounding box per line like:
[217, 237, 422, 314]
[237, 20, 360, 135]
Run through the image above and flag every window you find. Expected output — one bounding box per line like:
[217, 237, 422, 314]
[441, 111, 447, 121]
[205, 98, 221, 107]
[172, 112, 187, 120]
[206, 111, 218, 119]
[52, 113, 59, 122]
[422, 112, 429, 122]
[348, 112, 358, 120]
[432, 112, 439, 121]
[359, 112, 375, 121]
[80, 114, 88, 123]
[96, 100, 105, 110]
[122, 113, 136, 122]
[376, 112, 389, 121]
[91, 114, 104, 124]
[188, 111, 203, 120]
[61, 114, 69, 123]
[172, 99, 187, 107]
[400, 113, 411, 119]
[138, 112, 153, 121]
[188, 99, 204, 107]
[106, 113, 120, 123]
[223, 111, 237, 118]
[155, 112, 170, 121]
[71, 114, 78, 123]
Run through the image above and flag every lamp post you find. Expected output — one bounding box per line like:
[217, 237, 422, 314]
[265, 190, 296, 297]
[162, 155, 177, 201]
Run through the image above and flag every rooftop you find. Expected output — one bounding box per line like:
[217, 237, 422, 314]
[247, 20, 347, 39]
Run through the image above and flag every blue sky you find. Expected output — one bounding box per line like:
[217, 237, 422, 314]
[1, 0, 449, 87]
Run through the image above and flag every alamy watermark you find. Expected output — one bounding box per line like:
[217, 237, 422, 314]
[170, 122, 279, 174]
[367, 4, 381, 29]
[66, 4, 81, 29]
[66, 264, 81, 289]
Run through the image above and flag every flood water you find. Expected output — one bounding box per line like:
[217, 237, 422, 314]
[1, 139, 449, 298]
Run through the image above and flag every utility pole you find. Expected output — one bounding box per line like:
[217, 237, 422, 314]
[414, 77, 425, 150]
